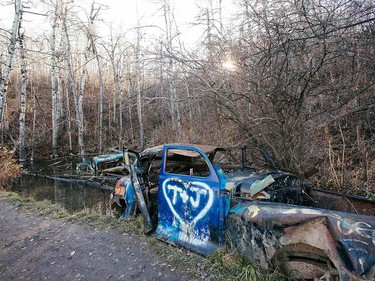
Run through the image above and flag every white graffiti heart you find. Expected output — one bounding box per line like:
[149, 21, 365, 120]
[162, 178, 214, 230]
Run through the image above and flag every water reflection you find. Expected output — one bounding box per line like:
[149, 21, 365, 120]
[9, 159, 112, 215]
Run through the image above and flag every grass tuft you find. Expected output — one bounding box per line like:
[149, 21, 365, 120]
[205, 247, 289, 281]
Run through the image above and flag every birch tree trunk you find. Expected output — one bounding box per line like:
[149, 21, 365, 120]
[163, 1, 181, 133]
[136, 75, 144, 149]
[64, 70, 73, 153]
[59, 7, 72, 154]
[31, 92, 36, 162]
[0, 53, 2, 85]
[104, 34, 123, 137]
[77, 59, 87, 158]
[127, 76, 134, 141]
[118, 59, 124, 144]
[18, 1, 27, 162]
[62, 6, 85, 158]
[87, 2, 103, 152]
[57, 64, 63, 126]
[50, 2, 58, 158]
[0, 0, 22, 144]
[96, 52, 103, 153]
[135, 25, 144, 150]
[112, 52, 117, 125]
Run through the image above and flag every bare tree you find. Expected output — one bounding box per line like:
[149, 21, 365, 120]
[50, 0, 59, 158]
[162, 0, 181, 134]
[135, 25, 144, 149]
[17, 0, 27, 162]
[61, 1, 86, 158]
[85, 2, 106, 153]
[0, 0, 22, 144]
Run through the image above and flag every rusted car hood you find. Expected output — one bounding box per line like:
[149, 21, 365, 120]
[229, 201, 375, 279]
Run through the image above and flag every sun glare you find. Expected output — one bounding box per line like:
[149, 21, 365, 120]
[222, 60, 237, 72]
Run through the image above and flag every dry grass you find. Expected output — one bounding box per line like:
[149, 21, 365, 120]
[206, 247, 289, 281]
[311, 124, 375, 198]
[0, 190, 144, 234]
[0, 147, 21, 189]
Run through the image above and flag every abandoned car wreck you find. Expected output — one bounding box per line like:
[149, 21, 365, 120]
[109, 144, 375, 280]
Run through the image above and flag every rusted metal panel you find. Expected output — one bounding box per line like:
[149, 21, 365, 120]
[308, 188, 375, 216]
[76, 153, 124, 175]
[228, 201, 375, 280]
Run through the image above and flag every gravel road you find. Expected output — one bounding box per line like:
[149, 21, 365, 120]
[0, 199, 196, 281]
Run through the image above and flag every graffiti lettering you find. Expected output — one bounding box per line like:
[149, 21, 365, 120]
[166, 184, 208, 206]
[338, 218, 375, 245]
[189, 187, 208, 208]
[263, 206, 375, 246]
[162, 178, 214, 230]
[167, 185, 183, 204]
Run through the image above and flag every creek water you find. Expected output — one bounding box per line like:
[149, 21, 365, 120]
[7, 159, 113, 216]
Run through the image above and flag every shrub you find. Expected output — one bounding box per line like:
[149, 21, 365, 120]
[0, 147, 21, 188]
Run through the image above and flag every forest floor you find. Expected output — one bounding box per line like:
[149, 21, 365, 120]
[0, 195, 208, 281]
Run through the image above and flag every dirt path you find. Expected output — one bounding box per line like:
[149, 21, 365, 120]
[0, 199, 195, 281]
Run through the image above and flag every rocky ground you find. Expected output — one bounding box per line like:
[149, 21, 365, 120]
[0, 198, 197, 281]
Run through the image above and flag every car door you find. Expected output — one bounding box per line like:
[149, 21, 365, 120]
[155, 144, 228, 255]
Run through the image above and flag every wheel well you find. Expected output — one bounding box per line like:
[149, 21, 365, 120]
[272, 243, 339, 280]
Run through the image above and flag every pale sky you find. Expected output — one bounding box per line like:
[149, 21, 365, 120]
[0, 0, 234, 46]
[97, 0, 202, 44]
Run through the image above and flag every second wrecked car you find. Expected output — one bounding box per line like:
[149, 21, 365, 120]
[111, 144, 375, 280]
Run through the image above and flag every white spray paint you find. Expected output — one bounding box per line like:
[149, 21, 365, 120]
[162, 177, 214, 241]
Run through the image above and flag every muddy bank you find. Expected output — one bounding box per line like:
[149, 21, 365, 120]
[0, 198, 195, 281]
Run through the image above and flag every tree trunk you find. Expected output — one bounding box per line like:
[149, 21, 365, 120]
[50, 3, 58, 158]
[97, 57, 103, 153]
[18, 2, 27, 162]
[136, 77, 144, 150]
[0, 0, 22, 144]
[163, 1, 181, 134]
[118, 61, 124, 144]
[135, 25, 144, 150]
[87, 2, 104, 152]
[77, 62, 87, 158]
[127, 77, 134, 141]
[64, 73, 72, 154]
[57, 64, 63, 126]
[31, 93, 37, 162]
[90, 46, 104, 153]
[62, 5, 85, 158]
